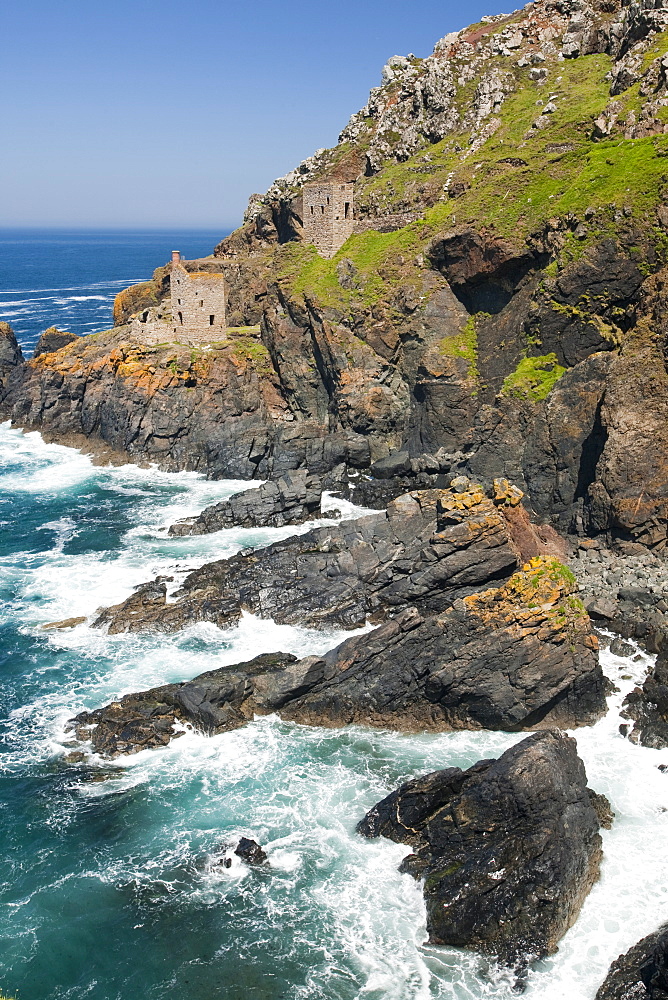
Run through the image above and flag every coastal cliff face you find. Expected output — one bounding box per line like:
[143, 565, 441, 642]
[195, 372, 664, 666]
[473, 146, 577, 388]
[2, 0, 668, 548]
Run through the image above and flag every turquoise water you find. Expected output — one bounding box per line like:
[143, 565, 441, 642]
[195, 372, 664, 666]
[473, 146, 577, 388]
[1, 423, 668, 1000]
[1, 232, 668, 998]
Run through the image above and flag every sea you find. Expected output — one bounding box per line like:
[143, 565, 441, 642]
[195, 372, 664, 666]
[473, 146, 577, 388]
[0, 230, 667, 1000]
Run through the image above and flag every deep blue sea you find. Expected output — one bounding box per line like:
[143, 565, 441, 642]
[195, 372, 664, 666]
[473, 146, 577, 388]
[0, 232, 667, 1000]
[0, 229, 225, 355]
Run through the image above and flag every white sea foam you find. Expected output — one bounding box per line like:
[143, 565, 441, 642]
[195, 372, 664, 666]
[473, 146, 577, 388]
[3, 425, 668, 998]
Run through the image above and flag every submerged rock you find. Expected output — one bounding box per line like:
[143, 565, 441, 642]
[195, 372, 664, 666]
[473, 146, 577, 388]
[69, 557, 605, 756]
[169, 468, 326, 535]
[358, 731, 607, 974]
[595, 924, 668, 999]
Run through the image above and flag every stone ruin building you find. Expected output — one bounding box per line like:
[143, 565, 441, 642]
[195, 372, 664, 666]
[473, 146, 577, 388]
[170, 251, 226, 340]
[130, 251, 227, 345]
[302, 182, 354, 258]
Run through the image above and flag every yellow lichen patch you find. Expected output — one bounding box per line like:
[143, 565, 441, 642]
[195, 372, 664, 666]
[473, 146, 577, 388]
[492, 478, 524, 507]
[437, 484, 486, 514]
[463, 556, 588, 640]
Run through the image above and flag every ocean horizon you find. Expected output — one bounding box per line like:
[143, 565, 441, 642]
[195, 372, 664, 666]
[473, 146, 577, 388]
[0, 227, 230, 354]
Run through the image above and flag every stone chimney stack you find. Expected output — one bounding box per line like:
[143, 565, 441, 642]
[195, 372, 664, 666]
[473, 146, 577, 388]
[171, 250, 181, 264]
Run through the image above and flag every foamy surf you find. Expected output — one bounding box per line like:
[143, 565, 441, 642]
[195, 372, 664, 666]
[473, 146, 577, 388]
[1, 425, 667, 1000]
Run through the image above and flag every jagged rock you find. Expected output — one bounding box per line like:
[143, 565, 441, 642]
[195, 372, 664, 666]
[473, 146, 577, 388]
[169, 469, 325, 536]
[0, 322, 23, 385]
[70, 556, 605, 757]
[276, 557, 606, 732]
[92, 482, 544, 635]
[32, 327, 80, 358]
[234, 838, 268, 865]
[595, 924, 668, 1000]
[621, 647, 668, 748]
[69, 652, 298, 757]
[358, 730, 606, 974]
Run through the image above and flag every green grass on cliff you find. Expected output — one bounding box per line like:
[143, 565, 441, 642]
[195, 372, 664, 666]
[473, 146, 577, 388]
[501, 353, 566, 401]
[277, 47, 668, 313]
[439, 315, 481, 384]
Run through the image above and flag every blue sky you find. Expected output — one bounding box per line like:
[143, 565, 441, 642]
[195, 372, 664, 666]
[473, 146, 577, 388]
[2, 0, 513, 229]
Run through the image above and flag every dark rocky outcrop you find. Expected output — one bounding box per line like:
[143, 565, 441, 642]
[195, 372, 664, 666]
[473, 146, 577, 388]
[620, 647, 668, 748]
[70, 652, 298, 757]
[69, 556, 605, 756]
[92, 482, 526, 635]
[169, 468, 326, 536]
[276, 556, 605, 732]
[32, 327, 80, 358]
[595, 924, 668, 1000]
[234, 838, 268, 865]
[0, 322, 22, 384]
[358, 731, 606, 974]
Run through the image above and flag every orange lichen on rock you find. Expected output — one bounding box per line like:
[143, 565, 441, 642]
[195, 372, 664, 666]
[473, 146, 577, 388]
[463, 556, 591, 641]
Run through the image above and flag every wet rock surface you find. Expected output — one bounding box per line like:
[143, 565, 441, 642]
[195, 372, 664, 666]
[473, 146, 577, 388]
[69, 652, 298, 757]
[169, 469, 327, 535]
[595, 924, 668, 1000]
[94, 482, 525, 635]
[358, 731, 606, 974]
[70, 556, 605, 756]
[234, 838, 268, 865]
[620, 647, 668, 749]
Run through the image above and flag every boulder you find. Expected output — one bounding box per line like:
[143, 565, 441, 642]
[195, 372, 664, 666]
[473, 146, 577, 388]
[358, 730, 607, 974]
[595, 924, 668, 1000]
[234, 838, 268, 865]
[168, 468, 326, 535]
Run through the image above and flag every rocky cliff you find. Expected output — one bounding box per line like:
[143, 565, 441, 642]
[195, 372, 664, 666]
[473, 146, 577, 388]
[2, 0, 668, 549]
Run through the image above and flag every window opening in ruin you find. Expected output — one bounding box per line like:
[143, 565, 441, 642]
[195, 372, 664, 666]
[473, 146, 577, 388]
[178, 298, 182, 305]
[327, 197, 330, 205]
[178, 312, 183, 325]
[321, 206, 325, 214]
[209, 315, 215, 325]
[344, 202, 350, 219]
[310, 205, 314, 215]
[200, 300, 204, 307]
[141, 311, 149, 323]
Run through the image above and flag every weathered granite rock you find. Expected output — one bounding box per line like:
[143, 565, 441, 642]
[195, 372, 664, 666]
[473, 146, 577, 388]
[70, 557, 605, 757]
[169, 469, 326, 535]
[358, 731, 606, 973]
[620, 647, 668, 748]
[92, 482, 527, 635]
[595, 924, 668, 1000]
[32, 327, 80, 358]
